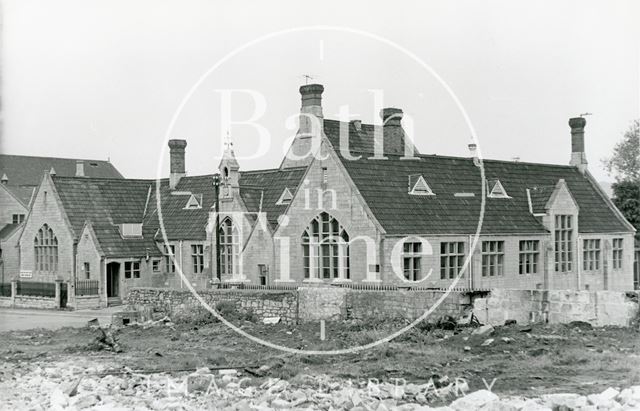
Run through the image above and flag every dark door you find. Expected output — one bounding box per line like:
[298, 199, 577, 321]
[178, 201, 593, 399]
[106, 262, 120, 298]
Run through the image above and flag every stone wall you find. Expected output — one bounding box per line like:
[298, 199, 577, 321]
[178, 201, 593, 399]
[473, 289, 639, 327]
[126, 286, 469, 325]
[126, 286, 639, 327]
[298, 287, 348, 321]
[126, 287, 299, 324]
[345, 289, 467, 322]
[12, 295, 58, 309]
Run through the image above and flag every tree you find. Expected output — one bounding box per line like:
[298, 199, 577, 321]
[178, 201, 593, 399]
[612, 181, 640, 232]
[603, 119, 640, 183]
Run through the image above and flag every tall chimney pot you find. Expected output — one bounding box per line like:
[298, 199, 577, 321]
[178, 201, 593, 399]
[169, 139, 187, 189]
[568, 117, 588, 173]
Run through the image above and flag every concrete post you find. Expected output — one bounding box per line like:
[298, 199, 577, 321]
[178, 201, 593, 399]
[10, 279, 17, 306]
[54, 279, 62, 309]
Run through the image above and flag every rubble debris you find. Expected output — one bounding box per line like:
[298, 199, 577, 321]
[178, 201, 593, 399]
[472, 324, 494, 336]
[480, 338, 494, 346]
[92, 326, 122, 353]
[504, 319, 517, 326]
[263, 317, 281, 325]
[3, 356, 640, 411]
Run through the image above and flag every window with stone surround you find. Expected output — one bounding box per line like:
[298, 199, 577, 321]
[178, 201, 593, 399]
[481, 240, 504, 277]
[124, 261, 140, 279]
[302, 212, 349, 280]
[164, 245, 176, 273]
[403, 241, 422, 281]
[84, 262, 91, 280]
[612, 238, 623, 270]
[554, 215, 573, 272]
[34, 224, 58, 272]
[440, 242, 465, 279]
[12, 214, 25, 224]
[192, 244, 204, 274]
[583, 239, 601, 271]
[219, 218, 239, 277]
[519, 240, 539, 274]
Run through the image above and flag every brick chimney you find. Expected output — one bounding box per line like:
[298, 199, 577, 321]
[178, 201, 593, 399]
[169, 139, 187, 189]
[299, 84, 324, 135]
[1, 173, 7, 184]
[281, 84, 324, 169]
[75, 160, 85, 177]
[569, 117, 588, 173]
[379, 107, 405, 155]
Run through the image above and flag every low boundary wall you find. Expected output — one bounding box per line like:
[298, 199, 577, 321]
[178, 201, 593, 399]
[473, 289, 639, 327]
[127, 287, 469, 324]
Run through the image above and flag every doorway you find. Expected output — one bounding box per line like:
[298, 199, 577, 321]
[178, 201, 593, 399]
[106, 262, 120, 300]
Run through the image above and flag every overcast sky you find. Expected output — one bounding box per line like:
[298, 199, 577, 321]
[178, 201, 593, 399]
[2, 0, 639, 182]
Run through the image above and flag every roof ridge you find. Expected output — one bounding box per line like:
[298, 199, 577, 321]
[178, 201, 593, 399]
[0, 153, 112, 163]
[337, 150, 579, 169]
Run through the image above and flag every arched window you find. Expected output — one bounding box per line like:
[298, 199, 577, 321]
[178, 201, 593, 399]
[302, 212, 350, 280]
[219, 218, 239, 277]
[34, 224, 58, 272]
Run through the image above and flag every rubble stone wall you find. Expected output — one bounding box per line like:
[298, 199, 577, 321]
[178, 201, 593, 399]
[126, 288, 299, 324]
[345, 290, 467, 322]
[473, 289, 639, 326]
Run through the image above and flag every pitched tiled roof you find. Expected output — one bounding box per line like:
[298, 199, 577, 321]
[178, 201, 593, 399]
[0, 223, 22, 241]
[333, 151, 630, 235]
[323, 119, 416, 155]
[147, 175, 216, 241]
[0, 154, 123, 187]
[52, 176, 161, 257]
[528, 185, 555, 214]
[239, 167, 307, 229]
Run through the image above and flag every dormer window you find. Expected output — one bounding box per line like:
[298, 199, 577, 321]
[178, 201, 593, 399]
[487, 179, 510, 198]
[408, 175, 435, 196]
[120, 223, 143, 238]
[184, 194, 202, 209]
[276, 187, 294, 205]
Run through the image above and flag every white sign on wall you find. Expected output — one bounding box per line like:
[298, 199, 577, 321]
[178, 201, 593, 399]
[19, 270, 33, 279]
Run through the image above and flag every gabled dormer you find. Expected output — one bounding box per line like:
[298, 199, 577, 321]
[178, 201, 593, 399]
[276, 187, 293, 205]
[184, 194, 203, 209]
[487, 179, 510, 198]
[408, 175, 435, 196]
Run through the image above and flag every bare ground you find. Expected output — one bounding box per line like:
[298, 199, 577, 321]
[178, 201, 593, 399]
[1, 316, 639, 399]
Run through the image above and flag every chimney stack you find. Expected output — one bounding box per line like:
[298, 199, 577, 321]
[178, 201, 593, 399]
[75, 160, 85, 177]
[1, 173, 7, 184]
[378, 107, 405, 155]
[169, 139, 187, 189]
[299, 84, 324, 136]
[568, 117, 588, 173]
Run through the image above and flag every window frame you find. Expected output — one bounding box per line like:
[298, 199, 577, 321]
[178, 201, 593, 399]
[519, 240, 540, 275]
[440, 241, 465, 280]
[124, 261, 141, 279]
[402, 241, 423, 281]
[302, 212, 349, 280]
[164, 245, 176, 273]
[191, 244, 204, 274]
[612, 238, 624, 270]
[582, 239, 601, 271]
[554, 215, 573, 273]
[34, 224, 58, 273]
[481, 240, 505, 277]
[83, 262, 91, 280]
